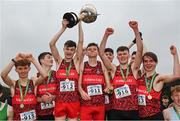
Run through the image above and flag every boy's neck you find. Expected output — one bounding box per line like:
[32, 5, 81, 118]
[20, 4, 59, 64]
[64, 58, 72, 63]
[88, 57, 97, 67]
[120, 63, 128, 69]
[42, 65, 52, 72]
[19, 78, 29, 86]
[146, 70, 156, 78]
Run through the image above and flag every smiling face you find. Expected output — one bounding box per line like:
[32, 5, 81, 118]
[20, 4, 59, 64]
[14, 59, 31, 79]
[15, 65, 30, 79]
[143, 56, 157, 72]
[142, 52, 158, 73]
[172, 92, 180, 107]
[171, 86, 180, 107]
[117, 50, 130, 65]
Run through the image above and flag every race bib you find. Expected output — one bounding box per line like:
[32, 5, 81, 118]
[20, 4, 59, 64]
[138, 94, 146, 106]
[20, 110, 36, 121]
[87, 84, 102, 96]
[60, 81, 75, 92]
[114, 84, 131, 99]
[105, 95, 109, 104]
[41, 101, 55, 110]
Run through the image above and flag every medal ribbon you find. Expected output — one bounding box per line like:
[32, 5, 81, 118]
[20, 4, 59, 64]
[45, 70, 53, 92]
[65, 61, 72, 78]
[18, 79, 30, 102]
[119, 65, 130, 82]
[173, 106, 180, 119]
[47, 70, 52, 84]
[145, 72, 156, 93]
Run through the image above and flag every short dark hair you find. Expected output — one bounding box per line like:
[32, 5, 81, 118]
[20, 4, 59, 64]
[131, 51, 137, 56]
[116, 46, 129, 53]
[105, 48, 114, 54]
[15, 59, 31, 67]
[143, 52, 158, 63]
[162, 95, 169, 99]
[64, 40, 76, 48]
[86, 43, 99, 50]
[38, 52, 52, 65]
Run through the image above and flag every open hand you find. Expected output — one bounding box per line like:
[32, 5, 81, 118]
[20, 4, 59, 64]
[80, 90, 91, 100]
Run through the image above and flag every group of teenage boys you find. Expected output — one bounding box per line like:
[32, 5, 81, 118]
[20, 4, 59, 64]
[0, 14, 180, 121]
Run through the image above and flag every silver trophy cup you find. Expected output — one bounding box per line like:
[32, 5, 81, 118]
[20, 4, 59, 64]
[63, 4, 98, 28]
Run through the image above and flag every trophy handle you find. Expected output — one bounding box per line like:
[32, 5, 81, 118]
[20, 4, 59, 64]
[63, 12, 79, 28]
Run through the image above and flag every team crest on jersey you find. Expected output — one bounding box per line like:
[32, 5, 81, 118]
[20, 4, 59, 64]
[96, 69, 100, 74]
[28, 87, 32, 93]
[50, 77, 55, 83]
[27, 85, 33, 93]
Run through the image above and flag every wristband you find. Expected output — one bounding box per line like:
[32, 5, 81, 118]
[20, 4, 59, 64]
[132, 39, 136, 44]
[11, 59, 16, 64]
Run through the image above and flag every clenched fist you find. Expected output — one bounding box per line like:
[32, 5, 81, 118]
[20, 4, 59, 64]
[105, 28, 114, 36]
[129, 21, 138, 30]
[170, 45, 177, 55]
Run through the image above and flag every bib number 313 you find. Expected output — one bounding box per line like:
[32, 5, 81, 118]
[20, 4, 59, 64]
[20, 110, 36, 121]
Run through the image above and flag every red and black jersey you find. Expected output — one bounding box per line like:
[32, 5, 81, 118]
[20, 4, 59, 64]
[110, 65, 138, 110]
[12, 80, 37, 120]
[36, 70, 57, 116]
[81, 61, 105, 106]
[56, 59, 80, 103]
[137, 74, 161, 118]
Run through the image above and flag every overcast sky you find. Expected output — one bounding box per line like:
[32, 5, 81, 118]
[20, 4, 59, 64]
[0, 0, 180, 86]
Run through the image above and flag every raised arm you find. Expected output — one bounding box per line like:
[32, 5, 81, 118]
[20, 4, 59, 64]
[128, 32, 148, 55]
[170, 45, 180, 76]
[129, 21, 143, 78]
[26, 54, 48, 86]
[49, 20, 68, 66]
[155, 45, 180, 89]
[99, 28, 115, 75]
[74, 16, 84, 71]
[1, 53, 23, 87]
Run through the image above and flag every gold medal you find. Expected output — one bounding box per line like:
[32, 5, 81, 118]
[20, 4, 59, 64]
[147, 95, 152, 100]
[65, 78, 69, 82]
[20, 103, 24, 109]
